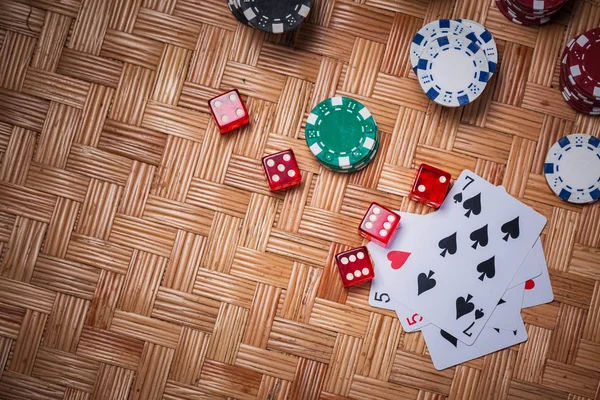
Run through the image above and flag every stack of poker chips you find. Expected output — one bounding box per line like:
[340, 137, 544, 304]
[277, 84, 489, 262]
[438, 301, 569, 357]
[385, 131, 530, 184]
[411, 19, 498, 108]
[228, 0, 311, 34]
[305, 97, 379, 173]
[495, 0, 568, 26]
[559, 28, 600, 116]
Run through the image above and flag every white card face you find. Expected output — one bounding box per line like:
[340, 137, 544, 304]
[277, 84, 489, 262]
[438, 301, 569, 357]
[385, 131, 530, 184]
[396, 242, 537, 333]
[486, 239, 543, 331]
[508, 239, 543, 288]
[485, 284, 525, 331]
[368, 212, 431, 332]
[422, 316, 528, 370]
[385, 170, 547, 345]
[522, 241, 554, 308]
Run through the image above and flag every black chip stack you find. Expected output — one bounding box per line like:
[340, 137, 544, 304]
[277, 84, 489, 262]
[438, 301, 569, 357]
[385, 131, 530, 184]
[228, 0, 312, 34]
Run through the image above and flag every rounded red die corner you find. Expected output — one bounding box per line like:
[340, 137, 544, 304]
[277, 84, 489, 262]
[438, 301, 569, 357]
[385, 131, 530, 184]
[207, 89, 250, 134]
[335, 246, 375, 287]
[261, 149, 302, 191]
[358, 202, 401, 248]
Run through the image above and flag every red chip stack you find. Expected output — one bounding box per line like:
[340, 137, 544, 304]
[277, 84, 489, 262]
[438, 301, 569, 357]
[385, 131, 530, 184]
[559, 28, 600, 116]
[495, 0, 568, 25]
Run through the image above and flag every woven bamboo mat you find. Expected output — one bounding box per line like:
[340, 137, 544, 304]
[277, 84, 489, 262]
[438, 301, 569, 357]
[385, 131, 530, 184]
[0, 0, 599, 399]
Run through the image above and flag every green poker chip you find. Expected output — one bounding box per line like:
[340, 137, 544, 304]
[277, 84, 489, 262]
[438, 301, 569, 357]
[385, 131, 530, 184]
[323, 141, 379, 174]
[305, 96, 379, 172]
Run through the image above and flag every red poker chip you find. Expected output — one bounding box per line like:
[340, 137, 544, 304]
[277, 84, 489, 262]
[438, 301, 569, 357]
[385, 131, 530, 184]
[558, 29, 600, 115]
[496, 0, 566, 25]
[496, 0, 552, 25]
[506, 0, 561, 16]
[560, 70, 600, 106]
[560, 79, 600, 115]
[563, 96, 600, 115]
[561, 85, 600, 111]
[564, 29, 600, 100]
[560, 38, 600, 105]
[560, 72, 592, 103]
[565, 84, 600, 107]
[507, 2, 555, 20]
[512, 0, 565, 12]
[495, 0, 524, 25]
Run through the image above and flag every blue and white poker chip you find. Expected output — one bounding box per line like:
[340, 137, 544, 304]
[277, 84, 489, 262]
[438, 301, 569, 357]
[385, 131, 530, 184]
[544, 134, 600, 204]
[409, 19, 477, 72]
[416, 35, 490, 107]
[455, 19, 498, 76]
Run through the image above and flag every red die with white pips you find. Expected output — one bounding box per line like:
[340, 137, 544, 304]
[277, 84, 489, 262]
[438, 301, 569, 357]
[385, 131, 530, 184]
[359, 202, 400, 247]
[409, 163, 451, 209]
[335, 246, 374, 287]
[262, 149, 302, 191]
[208, 89, 249, 134]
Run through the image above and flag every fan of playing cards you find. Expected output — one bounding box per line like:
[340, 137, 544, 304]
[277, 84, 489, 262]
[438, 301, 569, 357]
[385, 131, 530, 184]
[368, 170, 554, 370]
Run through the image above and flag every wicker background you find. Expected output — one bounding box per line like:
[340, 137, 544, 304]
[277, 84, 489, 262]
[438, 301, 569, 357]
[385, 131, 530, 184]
[0, 0, 599, 399]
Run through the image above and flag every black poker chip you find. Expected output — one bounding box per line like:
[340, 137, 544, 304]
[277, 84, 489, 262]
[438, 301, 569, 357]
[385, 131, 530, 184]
[228, 0, 249, 25]
[239, 0, 311, 34]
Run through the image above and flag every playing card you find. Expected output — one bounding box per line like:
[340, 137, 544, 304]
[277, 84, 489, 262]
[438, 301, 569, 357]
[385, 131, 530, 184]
[485, 284, 524, 331]
[522, 241, 553, 308]
[422, 316, 528, 370]
[369, 212, 542, 334]
[393, 239, 538, 333]
[508, 239, 543, 288]
[484, 240, 544, 331]
[393, 302, 428, 332]
[368, 212, 431, 332]
[386, 170, 547, 345]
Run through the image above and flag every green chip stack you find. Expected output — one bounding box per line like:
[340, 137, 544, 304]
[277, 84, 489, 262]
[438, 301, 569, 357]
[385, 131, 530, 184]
[305, 96, 379, 173]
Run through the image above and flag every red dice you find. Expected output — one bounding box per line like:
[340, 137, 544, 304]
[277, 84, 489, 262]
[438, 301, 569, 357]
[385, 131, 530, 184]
[262, 149, 302, 191]
[208, 89, 249, 134]
[335, 246, 374, 287]
[359, 202, 400, 247]
[409, 164, 451, 209]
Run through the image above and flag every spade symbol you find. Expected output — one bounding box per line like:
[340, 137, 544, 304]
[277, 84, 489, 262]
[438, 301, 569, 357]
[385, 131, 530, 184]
[476, 256, 496, 281]
[438, 232, 457, 257]
[463, 193, 482, 218]
[501, 217, 520, 241]
[470, 224, 488, 249]
[453, 192, 463, 204]
[456, 294, 475, 319]
[417, 270, 436, 295]
[440, 330, 458, 347]
[475, 309, 484, 320]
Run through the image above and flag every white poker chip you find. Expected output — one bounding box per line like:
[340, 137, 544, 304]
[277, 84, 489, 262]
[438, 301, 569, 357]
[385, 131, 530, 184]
[544, 134, 600, 204]
[416, 34, 490, 107]
[409, 19, 477, 71]
[455, 19, 498, 76]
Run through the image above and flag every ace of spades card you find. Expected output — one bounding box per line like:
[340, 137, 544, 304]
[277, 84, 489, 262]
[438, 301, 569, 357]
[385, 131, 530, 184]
[387, 170, 547, 345]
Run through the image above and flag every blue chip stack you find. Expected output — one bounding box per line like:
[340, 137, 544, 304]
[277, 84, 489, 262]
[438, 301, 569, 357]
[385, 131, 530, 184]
[410, 19, 498, 108]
